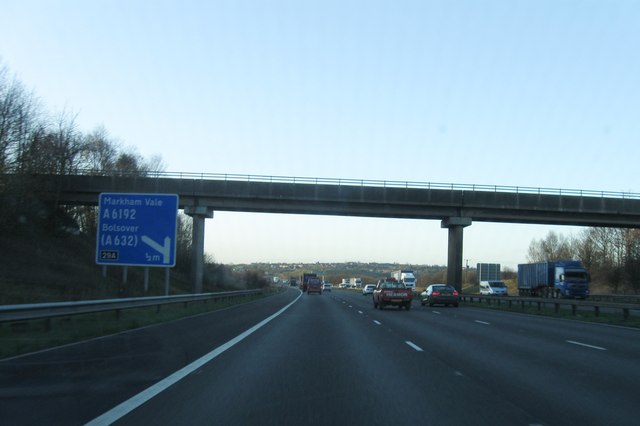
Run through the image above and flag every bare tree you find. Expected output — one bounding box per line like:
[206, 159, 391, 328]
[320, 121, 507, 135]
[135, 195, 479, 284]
[80, 126, 118, 172]
[143, 154, 167, 176]
[526, 231, 575, 262]
[0, 63, 41, 174]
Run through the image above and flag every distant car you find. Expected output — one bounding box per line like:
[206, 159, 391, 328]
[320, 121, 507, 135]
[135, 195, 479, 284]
[362, 284, 376, 295]
[421, 284, 460, 307]
[339, 283, 348, 289]
[322, 282, 332, 291]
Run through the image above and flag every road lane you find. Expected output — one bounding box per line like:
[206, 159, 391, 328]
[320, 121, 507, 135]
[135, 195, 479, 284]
[4, 288, 639, 425]
[0, 288, 301, 425]
[115, 291, 538, 426]
[336, 290, 640, 425]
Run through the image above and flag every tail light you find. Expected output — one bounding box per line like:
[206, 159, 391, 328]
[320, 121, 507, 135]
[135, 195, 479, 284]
[453, 291, 459, 296]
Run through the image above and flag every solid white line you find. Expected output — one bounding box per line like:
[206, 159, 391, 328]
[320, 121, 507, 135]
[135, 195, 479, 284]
[405, 341, 424, 352]
[86, 292, 303, 426]
[566, 340, 607, 351]
[474, 320, 490, 325]
[373, 320, 382, 325]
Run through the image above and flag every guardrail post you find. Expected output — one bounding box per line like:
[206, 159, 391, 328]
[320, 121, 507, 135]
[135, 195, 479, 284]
[594, 306, 600, 317]
[554, 303, 559, 314]
[623, 308, 629, 320]
[164, 268, 170, 296]
[571, 305, 577, 316]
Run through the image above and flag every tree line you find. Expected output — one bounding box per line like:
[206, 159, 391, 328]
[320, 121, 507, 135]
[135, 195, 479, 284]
[0, 61, 165, 234]
[527, 229, 640, 293]
[1, 61, 271, 293]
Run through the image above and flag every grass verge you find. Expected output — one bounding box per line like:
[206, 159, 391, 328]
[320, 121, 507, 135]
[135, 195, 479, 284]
[461, 299, 640, 328]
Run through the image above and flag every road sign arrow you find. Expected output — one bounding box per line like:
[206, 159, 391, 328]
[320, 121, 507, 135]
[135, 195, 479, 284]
[141, 235, 172, 264]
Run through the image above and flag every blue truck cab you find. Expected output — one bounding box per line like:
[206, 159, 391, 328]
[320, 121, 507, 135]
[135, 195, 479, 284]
[552, 260, 590, 299]
[518, 260, 590, 299]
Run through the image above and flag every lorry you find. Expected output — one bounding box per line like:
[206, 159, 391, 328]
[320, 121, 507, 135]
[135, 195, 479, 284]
[349, 277, 362, 288]
[373, 277, 413, 310]
[301, 273, 318, 292]
[517, 261, 590, 299]
[391, 270, 417, 293]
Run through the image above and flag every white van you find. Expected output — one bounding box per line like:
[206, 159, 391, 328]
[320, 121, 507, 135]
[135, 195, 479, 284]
[479, 280, 508, 296]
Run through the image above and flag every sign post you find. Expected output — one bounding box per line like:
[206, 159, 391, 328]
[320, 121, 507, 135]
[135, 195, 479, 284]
[96, 193, 179, 267]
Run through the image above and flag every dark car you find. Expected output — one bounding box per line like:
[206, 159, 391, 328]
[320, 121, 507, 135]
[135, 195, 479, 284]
[307, 278, 323, 294]
[421, 284, 460, 307]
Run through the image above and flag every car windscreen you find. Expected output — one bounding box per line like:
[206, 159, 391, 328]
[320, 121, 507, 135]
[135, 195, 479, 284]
[383, 283, 404, 289]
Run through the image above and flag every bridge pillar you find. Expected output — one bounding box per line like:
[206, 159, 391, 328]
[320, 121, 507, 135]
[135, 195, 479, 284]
[441, 217, 472, 293]
[184, 206, 214, 293]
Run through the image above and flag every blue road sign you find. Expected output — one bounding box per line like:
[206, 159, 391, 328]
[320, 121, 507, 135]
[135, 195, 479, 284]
[96, 193, 179, 267]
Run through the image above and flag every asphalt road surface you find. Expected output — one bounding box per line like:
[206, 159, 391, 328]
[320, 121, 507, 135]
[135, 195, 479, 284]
[2, 287, 639, 426]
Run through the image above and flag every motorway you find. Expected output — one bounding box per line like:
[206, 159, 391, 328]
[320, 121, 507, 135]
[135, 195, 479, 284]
[1, 287, 639, 426]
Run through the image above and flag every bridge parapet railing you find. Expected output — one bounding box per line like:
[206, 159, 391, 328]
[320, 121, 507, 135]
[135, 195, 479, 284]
[14, 169, 640, 200]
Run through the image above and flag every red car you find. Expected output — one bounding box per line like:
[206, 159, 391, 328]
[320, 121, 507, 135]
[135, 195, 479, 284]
[307, 278, 323, 294]
[372, 278, 413, 310]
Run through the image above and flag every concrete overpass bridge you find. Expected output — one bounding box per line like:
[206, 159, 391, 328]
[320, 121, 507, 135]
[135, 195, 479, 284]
[8, 172, 640, 292]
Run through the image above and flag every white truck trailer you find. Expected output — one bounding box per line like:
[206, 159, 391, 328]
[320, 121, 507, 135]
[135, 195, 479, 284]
[391, 270, 416, 293]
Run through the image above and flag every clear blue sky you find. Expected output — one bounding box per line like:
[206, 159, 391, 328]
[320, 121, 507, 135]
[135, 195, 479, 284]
[2, 1, 639, 268]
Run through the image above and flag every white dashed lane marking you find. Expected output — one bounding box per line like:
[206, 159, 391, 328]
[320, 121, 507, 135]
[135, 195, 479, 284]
[405, 341, 424, 352]
[566, 340, 607, 351]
